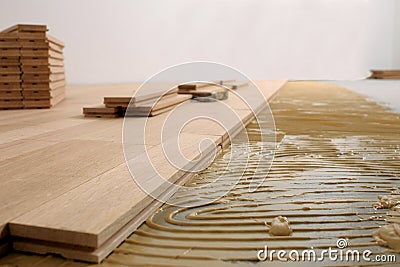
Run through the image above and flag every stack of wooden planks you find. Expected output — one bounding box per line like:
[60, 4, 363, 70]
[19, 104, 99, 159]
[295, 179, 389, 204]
[83, 87, 191, 118]
[222, 81, 249, 90]
[125, 93, 191, 117]
[0, 32, 22, 109]
[178, 80, 249, 98]
[83, 105, 123, 118]
[0, 24, 66, 109]
[177, 82, 214, 95]
[369, 70, 400, 79]
[82, 80, 251, 118]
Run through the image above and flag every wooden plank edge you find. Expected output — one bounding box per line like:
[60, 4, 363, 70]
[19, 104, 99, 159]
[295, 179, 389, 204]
[104, 88, 178, 105]
[83, 106, 121, 114]
[2, 24, 47, 33]
[8, 80, 286, 263]
[11, 147, 222, 263]
[125, 95, 191, 117]
[84, 114, 120, 118]
[46, 34, 65, 48]
[0, 242, 10, 257]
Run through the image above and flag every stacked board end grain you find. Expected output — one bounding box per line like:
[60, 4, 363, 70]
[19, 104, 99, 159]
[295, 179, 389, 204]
[0, 32, 22, 109]
[1, 24, 66, 109]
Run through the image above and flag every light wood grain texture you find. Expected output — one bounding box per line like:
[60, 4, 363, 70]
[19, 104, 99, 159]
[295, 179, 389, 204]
[10, 133, 220, 262]
[0, 139, 57, 162]
[47, 34, 65, 48]
[22, 87, 65, 99]
[20, 49, 64, 59]
[2, 24, 47, 33]
[19, 42, 48, 49]
[48, 42, 63, 53]
[104, 88, 178, 108]
[17, 32, 47, 40]
[0, 80, 286, 262]
[22, 80, 66, 90]
[0, 32, 19, 40]
[22, 119, 122, 143]
[126, 94, 191, 116]
[21, 65, 64, 74]
[223, 81, 249, 90]
[22, 73, 51, 82]
[0, 118, 88, 144]
[12, 149, 219, 263]
[0, 139, 130, 234]
[20, 58, 53, 66]
[21, 73, 65, 83]
[178, 85, 228, 97]
[23, 92, 65, 108]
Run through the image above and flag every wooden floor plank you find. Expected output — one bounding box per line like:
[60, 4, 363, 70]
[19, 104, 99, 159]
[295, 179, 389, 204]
[104, 88, 178, 108]
[17, 120, 121, 143]
[0, 118, 88, 144]
[0, 80, 286, 263]
[0, 139, 57, 162]
[0, 140, 129, 232]
[10, 133, 220, 262]
[12, 148, 219, 263]
[126, 94, 192, 116]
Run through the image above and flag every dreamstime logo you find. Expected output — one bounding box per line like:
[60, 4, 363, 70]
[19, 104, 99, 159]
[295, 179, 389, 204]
[336, 238, 348, 249]
[257, 238, 397, 263]
[122, 62, 276, 207]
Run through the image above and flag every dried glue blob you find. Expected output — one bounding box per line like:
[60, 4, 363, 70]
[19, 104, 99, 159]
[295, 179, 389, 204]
[372, 223, 400, 251]
[268, 216, 292, 236]
[373, 195, 400, 210]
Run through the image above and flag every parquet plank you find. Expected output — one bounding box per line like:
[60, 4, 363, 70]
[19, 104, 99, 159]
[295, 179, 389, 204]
[125, 94, 191, 116]
[10, 133, 220, 262]
[0, 139, 131, 240]
[0, 80, 286, 262]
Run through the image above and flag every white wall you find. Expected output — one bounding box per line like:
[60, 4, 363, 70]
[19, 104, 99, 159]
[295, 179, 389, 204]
[0, 0, 396, 84]
[394, 0, 400, 68]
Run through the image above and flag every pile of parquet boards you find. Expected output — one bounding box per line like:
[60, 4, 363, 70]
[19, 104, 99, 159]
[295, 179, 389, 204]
[83, 88, 191, 118]
[83, 80, 248, 118]
[369, 70, 400, 79]
[0, 24, 66, 109]
[177, 80, 248, 97]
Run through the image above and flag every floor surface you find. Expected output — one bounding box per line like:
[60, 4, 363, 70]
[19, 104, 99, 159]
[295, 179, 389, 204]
[1, 81, 399, 266]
